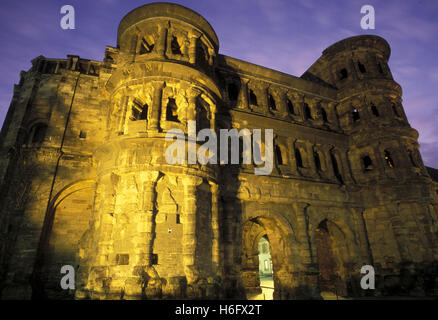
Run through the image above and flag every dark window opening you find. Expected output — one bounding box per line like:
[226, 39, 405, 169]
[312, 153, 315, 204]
[331, 153, 344, 184]
[176, 214, 181, 224]
[171, 36, 182, 55]
[131, 100, 148, 121]
[249, 89, 258, 106]
[392, 103, 401, 117]
[304, 103, 312, 119]
[287, 99, 295, 115]
[339, 68, 348, 80]
[371, 104, 380, 117]
[377, 63, 384, 74]
[358, 61, 367, 73]
[268, 94, 277, 111]
[79, 130, 87, 139]
[32, 124, 48, 144]
[384, 150, 395, 168]
[116, 254, 129, 265]
[321, 108, 328, 123]
[352, 108, 360, 122]
[362, 156, 373, 171]
[228, 83, 239, 102]
[314, 151, 322, 171]
[139, 37, 154, 54]
[166, 98, 179, 122]
[295, 148, 303, 168]
[275, 145, 284, 165]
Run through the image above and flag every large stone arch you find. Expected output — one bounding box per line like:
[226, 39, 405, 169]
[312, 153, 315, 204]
[33, 180, 95, 299]
[241, 206, 303, 299]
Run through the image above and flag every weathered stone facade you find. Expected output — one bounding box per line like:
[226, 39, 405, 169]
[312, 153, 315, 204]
[0, 3, 437, 300]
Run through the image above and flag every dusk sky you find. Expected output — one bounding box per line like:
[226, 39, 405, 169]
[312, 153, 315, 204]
[0, 0, 437, 167]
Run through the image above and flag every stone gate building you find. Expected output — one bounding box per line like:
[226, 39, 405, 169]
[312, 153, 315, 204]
[0, 2, 438, 300]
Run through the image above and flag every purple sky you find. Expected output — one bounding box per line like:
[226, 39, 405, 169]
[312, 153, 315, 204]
[1, 0, 437, 167]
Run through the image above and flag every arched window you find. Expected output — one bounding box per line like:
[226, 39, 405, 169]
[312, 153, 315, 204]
[377, 63, 384, 74]
[371, 104, 379, 117]
[357, 61, 366, 73]
[171, 36, 182, 55]
[131, 100, 148, 121]
[31, 123, 48, 144]
[352, 108, 360, 122]
[321, 108, 328, 123]
[295, 148, 303, 168]
[339, 68, 348, 80]
[384, 150, 395, 168]
[287, 99, 294, 115]
[304, 103, 312, 119]
[139, 36, 154, 54]
[331, 153, 343, 184]
[166, 98, 179, 122]
[314, 151, 322, 171]
[275, 145, 283, 165]
[362, 156, 373, 171]
[392, 103, 401, 117]
[249, 89, 258, 106]
[227, 83, 239, 102]
[268, 94, 276, 111]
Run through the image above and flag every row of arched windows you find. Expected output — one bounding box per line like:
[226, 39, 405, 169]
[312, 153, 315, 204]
[227, 82, 332, 124]
[351, 101, 402, 123]
[338, 58, 386, 81]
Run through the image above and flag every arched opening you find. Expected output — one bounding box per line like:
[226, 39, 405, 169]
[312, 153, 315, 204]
[258, 236, 273, 300]
[321, 108, 328, 123]
[241, 216, 295, 300]
[371, 104, 379, 117]
[30, 123, 48, 145]
[249, 89, 258, 106]
[131, 100, 148, 121]
[166, 98, 179, 122]
[227, 83, 239, 102]
[384, 150, 395, 168]
[268, 94, 276, 111]
[287, 99, 294, 115]
[295, 148, 304, 168]
[357, 61, 366, 73]
[171, 36, 182, 55]
[315, 219, 349, 299]
[352, 108, 360, 122]
[362, 155, 373, 171]
[32, 181, 95, 299]
[304, 103, 312, 120]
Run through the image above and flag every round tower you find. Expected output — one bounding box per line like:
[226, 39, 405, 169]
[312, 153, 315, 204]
[305, 35, 438, 290]
[76, 2, 223, 299]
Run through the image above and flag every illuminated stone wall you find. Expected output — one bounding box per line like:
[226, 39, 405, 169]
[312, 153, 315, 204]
[0, 3, 437, 300]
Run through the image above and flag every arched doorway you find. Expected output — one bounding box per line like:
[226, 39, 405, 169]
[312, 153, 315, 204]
[32, 181, 95, 299]
[257, 236, 274, 299]
[315, 219, 349, 299]
[241, 215, 296, 300]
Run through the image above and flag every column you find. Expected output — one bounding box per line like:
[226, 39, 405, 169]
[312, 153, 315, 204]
[182, 176, 203, 284]
[156, 25, 167, 58]
[188, 30, 201, 64]
[148, 81, 165, 131]
[209, 182, 222, 276]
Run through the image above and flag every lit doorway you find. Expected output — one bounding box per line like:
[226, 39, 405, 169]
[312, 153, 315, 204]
[258, 236, 274, 300]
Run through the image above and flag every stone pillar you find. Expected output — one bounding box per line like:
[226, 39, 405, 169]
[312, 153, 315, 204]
[156, 25, 167, 58]
[182, 176, 203, 284]
[135, 171, 159, 267]
[148, 81, 165, 131]
[209, 182, 221, 275]
[188, 30, 201, 64]
[239, 78, 249, 110]
[187, 87, 201, 122]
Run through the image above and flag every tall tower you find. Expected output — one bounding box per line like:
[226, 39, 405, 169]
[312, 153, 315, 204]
[75, 3, 224, 299]
[304, 35, 438, 293]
